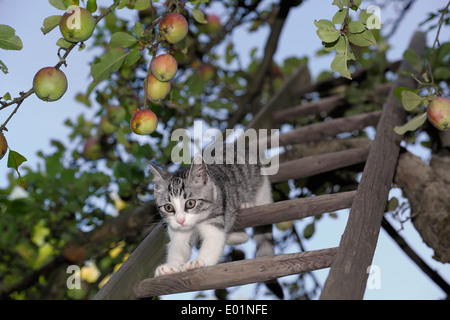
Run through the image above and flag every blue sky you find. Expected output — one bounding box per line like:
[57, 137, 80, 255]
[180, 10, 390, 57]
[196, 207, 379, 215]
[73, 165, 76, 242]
[1, 0, 449, 299]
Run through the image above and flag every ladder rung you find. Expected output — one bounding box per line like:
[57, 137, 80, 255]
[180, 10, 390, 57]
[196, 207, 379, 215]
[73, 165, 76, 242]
[133, 247, 338, 298]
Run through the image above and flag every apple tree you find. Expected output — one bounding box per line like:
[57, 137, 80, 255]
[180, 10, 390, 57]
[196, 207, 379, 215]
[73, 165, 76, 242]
[0, 0, 449, 300]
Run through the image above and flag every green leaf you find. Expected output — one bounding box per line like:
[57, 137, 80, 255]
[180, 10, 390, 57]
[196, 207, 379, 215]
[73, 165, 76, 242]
[49, 0, 69, 10]
[348, 29, 376, 46]
[0, 59, 7, 74]
[124, 48, 141, 66]
[133, 22, 145, 37]
[401, 91, 425, 111]
[387, 197, 399, 212]
[303, 222, 315, 239]
[394, 112, 427, 134]
[3, 92, 11, 100]
[91, 48, 128, 83]
[332, 9, 347, 24]
[56, 37, 73, 49]
[109, 32, 138, 48]
[7, 150, 27, 170]
[331, 52, 352, 79]
[0, 25, 23, 50]
[403, 48, 422, 72]
[41, 15, 62, 35]
[134, 0, 151, 10]
[192, 9, 207, 24]
[314, 19, 335, 29]
[348, 21, 365, 34]
[316, 26, 340, 43]
[86, 0, 98, 13]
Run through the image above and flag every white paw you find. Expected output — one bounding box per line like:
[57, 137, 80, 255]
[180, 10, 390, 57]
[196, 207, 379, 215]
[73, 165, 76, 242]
[154, 264, 181, 277]
[239, 202, 250, 210]
[180, 259, 205, 272]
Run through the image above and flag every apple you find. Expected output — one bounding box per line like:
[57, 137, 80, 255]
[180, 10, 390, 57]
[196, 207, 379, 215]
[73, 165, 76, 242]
[59, 6, 96, 43]
[130, 109, 158, 135]
[83, 137, 102, 160]
[427, 97, 450, 131]
[206, 14, 221, 33]
[198, 63, 215, 82]
[99, 116, 116, 135]
[0, 132, 7, 160]
[145, 74, 171, 101]
[158, 13, 188, 44]
[33, 67, 68, 102]
[151, 54, 178, 82]
[107, 106, 126, 125]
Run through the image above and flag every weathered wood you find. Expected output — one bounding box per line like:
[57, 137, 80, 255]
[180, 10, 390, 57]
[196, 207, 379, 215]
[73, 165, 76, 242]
[261, 111, 381, 148]
[320, 31, 426, 300]
[134, 247, 338, 298]
[234, 190, 356, 229]
[270, 146, 370, 184]
[273, 94, 346, 124]
[93, 223, 168, 300]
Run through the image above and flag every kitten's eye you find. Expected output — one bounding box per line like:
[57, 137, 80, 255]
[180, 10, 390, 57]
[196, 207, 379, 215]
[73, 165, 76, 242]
[185, 199, 196, 209]
[164, 204, 175, 213]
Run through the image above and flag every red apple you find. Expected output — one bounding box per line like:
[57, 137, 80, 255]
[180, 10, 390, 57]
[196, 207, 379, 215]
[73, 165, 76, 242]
[33, 67, 68, 102]
[206, 14, 221, 33]
[83, 137, 102, 160]
[130, 109, 158, 135]
[159, 13, 188, 44]
[427, 97, 450, 131]
[0, 132, 7, 160]
[151, 54, 178, 81]
[59, 6, 96, 42]
[145, 74, 171, 101]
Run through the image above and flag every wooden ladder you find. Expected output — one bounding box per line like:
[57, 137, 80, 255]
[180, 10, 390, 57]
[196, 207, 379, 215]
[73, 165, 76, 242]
[93, 32, 425, 300]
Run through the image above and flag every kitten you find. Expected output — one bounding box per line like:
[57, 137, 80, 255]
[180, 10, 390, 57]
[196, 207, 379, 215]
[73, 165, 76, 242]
[151, 152, 273, 277]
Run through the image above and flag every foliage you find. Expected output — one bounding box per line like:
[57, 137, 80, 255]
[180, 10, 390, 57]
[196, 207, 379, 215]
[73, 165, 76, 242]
[0, 0, 449, 300]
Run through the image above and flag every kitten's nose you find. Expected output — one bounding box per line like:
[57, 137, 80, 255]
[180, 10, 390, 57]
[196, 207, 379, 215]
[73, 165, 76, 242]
[176, 216, 185, 226]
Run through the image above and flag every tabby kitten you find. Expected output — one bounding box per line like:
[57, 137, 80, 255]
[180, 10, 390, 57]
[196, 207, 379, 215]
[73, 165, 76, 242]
[151, 152, 273, 277]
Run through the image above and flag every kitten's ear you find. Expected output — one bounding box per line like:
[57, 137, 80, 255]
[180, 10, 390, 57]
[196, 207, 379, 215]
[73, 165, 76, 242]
[188, 154, 210, 186]
[149, 163, 169, 191]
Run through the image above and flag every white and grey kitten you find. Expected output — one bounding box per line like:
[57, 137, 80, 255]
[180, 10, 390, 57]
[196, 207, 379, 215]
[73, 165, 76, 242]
[151, 153, 273, 277]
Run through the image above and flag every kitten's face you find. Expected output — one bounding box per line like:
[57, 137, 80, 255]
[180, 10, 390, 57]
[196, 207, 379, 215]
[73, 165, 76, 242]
[151, 157, 214, 230]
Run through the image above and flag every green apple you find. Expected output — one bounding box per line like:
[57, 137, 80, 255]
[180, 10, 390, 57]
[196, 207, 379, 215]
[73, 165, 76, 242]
[59, 6, 96, 43]
[275, 221, 294, 231]
[145, 74, 171, 101]
[130, 109, 158, 135]
[33, 67, 68, 102]
[158, 13, 188, 44]
[427, 97, 450, 131]
[151, 54, 178, 81]
[83, 137, 102, 160]
[0, 132, 7, 160]
[107, 106, 126, 125]
[99, 116, 116, 135]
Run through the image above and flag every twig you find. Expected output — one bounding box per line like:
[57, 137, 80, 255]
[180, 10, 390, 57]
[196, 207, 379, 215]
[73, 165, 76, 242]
[428, 0, 450, 94]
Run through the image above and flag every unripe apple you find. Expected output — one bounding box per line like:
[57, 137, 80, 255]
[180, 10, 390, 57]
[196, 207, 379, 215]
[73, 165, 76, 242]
[33, 67, 68, 102]
[275, 221, 294, 231]
[59, 6, 96, 43]
[198, 63, 215, 82]
[427, 97, 450, 131]
[145, 74, 171, 101]
[0, 132, 7, 160]
[99, 116, 116, 135]
[206, 14, 221, 33]
[130, 109, 158, 135]
[83, 137, 102, 160]
[107, 106, 126, 125]
[159, 13, 188, 44]
[151, 54, 178, 82]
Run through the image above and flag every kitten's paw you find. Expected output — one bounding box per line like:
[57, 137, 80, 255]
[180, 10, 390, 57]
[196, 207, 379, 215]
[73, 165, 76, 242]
[154, 264, 181, 277]
[180, 259, 205, 272]
[239, 202, 250, 210]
